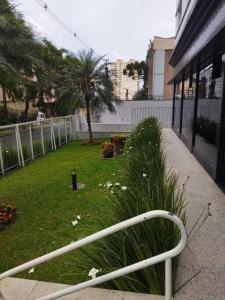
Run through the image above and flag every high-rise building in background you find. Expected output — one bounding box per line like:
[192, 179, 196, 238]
[146, 36, 175, 100]
[111, 59, 140, 100]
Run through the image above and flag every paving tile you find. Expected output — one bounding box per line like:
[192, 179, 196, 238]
[0, 277, 38, 300]
[162, 129, 225, 300]
[1, 277, 164, 300]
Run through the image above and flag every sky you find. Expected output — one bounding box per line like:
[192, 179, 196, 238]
[10, 0, 177, 62]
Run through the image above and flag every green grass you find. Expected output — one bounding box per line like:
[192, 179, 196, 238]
[0, 141, 122, 284]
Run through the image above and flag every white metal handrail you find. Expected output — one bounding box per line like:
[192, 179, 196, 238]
[0, 210, 187, 300]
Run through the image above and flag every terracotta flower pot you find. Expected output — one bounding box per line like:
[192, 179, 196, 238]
[113, 140, 125, 155]
[102, 150, 114, 158]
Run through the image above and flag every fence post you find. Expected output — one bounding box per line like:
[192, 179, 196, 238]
[72, 115, 77, 140]
[15, 125, 24, 167]
[0, 138, 4, 175]
[70, 116, 73, 141]
[29, 124, 34, 160]
[64, 117, 68, 143]
[57, 119, 61, 146]
[165, 257, 172, 300]
[40, 121, 45, 154]
[15, 125, 21, 166]
[50, 119, 56, 150]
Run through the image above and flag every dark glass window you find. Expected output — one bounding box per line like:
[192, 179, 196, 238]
[193, 62, 223, 176]
[173, 81, 182, 134]
[180, 73, 196, 149]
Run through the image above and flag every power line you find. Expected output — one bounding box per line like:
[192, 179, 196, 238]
[34, 0, 92, 50]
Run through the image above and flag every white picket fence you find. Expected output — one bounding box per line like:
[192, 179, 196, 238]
[0, 115, 78, 175]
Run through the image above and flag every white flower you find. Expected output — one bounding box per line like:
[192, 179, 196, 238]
[106, 182, 113, 188]
[143, 173, 147, 178]
[110, 190, 114, 194]
[115, 182, 120, 186]
[149, 141, 151, 144]
[72, 220, 78, 226]
[88, 267, 99, 279]
[129, 146, 133, 149]
[29, 268, 34, 274]
[77, 215, 81, 220]
[121, 186, 127, 191]
[98, 183, 102, 187]
[5, 150, 8, 153]
[112, 173, 115, 176]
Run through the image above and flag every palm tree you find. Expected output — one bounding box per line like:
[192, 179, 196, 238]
[57, 49, 119, 142]
[0, 0, 37, 117]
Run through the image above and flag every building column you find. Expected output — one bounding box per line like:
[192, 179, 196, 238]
[191, 64, 200, 152]
[172, 80, 176, 128]
[179, 76, 185, 138]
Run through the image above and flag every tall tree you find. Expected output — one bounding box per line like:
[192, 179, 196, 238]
[123, 61, 148, 100]
[0, 0, 37, 117]
[57, 49, 119, 142]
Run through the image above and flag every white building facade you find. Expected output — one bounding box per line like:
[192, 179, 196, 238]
[111, 59, 140, 100]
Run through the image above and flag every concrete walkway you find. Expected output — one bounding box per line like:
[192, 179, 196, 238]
[0, 277, 163, 300]
[162, 129, 225, 300]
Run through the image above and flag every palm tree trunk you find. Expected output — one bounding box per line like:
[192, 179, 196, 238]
[2, 86, 8, 118]
[24, 98, 29, 121]
[86, 96, 93, 142]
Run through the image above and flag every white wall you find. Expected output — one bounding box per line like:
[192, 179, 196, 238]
[77, 100, 174, 131]
[153, 50, 165, 99]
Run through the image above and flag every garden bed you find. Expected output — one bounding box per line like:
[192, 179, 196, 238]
[0, 140, 123, 285]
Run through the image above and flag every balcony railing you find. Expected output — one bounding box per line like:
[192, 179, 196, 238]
[0, 210, 187, 300]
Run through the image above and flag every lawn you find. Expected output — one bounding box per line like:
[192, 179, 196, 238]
[0, 141, 122, 284]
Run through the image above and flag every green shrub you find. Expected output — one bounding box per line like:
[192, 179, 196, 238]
[195, 116, 217, 144]
[2, 149, 18, 170]
[44, 139, 52, 150]
[81, 117, 186, 295]
[22, 146, 31, 161]
[0, 107, 19, 126]
[33, 143, 43, 156]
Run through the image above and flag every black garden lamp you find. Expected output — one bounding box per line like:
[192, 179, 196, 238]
[71, 169, 78, 191]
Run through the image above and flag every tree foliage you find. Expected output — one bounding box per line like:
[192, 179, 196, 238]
[123, 61, 148, 100]
[0, 0, 118, 129]
[56, 49, 119, 141]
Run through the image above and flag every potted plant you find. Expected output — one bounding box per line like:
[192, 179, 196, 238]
[111, 134, 126, 155]
[101, 142, 113, 158]
[0, 204, 17, 230]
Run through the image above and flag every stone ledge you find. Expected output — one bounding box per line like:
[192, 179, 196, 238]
[0, 277, 165, 300]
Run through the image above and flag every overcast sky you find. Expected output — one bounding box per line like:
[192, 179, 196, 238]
[10, 0, 176, 62]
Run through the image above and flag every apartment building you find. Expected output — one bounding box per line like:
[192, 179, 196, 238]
[170, 0, 225, 187]
[111, 59, 140, 100]
[146, 36, 175, 100]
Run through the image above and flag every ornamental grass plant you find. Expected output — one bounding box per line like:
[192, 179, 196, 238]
[82, 117, 186, 295]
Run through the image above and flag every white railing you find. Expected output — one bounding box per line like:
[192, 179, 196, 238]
[131, 107, 172, 126]
[0, 210, 187, 300]
[0, 115, 78, 175]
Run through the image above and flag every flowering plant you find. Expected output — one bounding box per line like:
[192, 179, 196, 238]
[111, 134, 126, 143]
[101, 142, 113, 154]
[0, 204, 17, 226]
